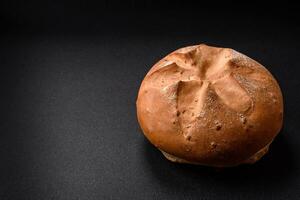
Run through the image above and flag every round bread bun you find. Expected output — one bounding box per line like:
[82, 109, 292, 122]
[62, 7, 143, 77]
[136, 44, 283, 167]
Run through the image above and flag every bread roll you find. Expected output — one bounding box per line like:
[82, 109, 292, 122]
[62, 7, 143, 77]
[136, 44, 283, 167]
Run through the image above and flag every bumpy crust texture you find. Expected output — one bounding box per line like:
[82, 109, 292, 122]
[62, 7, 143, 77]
[136, 44, 283, 167]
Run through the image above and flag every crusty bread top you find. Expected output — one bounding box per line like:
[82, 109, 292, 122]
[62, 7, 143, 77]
[136, 44, 283, 167]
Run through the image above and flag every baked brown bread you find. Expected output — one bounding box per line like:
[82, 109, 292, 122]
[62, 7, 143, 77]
[136, 44, 283, 167]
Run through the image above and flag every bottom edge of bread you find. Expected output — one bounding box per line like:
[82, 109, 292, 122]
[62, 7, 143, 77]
[159, 142, 271, 167]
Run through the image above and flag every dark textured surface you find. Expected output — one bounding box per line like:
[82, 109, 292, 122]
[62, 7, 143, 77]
[1, 1, 300, 199]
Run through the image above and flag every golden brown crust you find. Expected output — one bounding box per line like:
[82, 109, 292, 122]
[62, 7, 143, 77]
[136, 44, 283, 167]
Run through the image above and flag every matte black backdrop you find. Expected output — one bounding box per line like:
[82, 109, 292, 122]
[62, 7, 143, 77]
[0, 0, 300, 199]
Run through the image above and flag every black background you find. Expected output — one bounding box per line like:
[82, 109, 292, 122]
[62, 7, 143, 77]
[0, 0, 300, 199]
